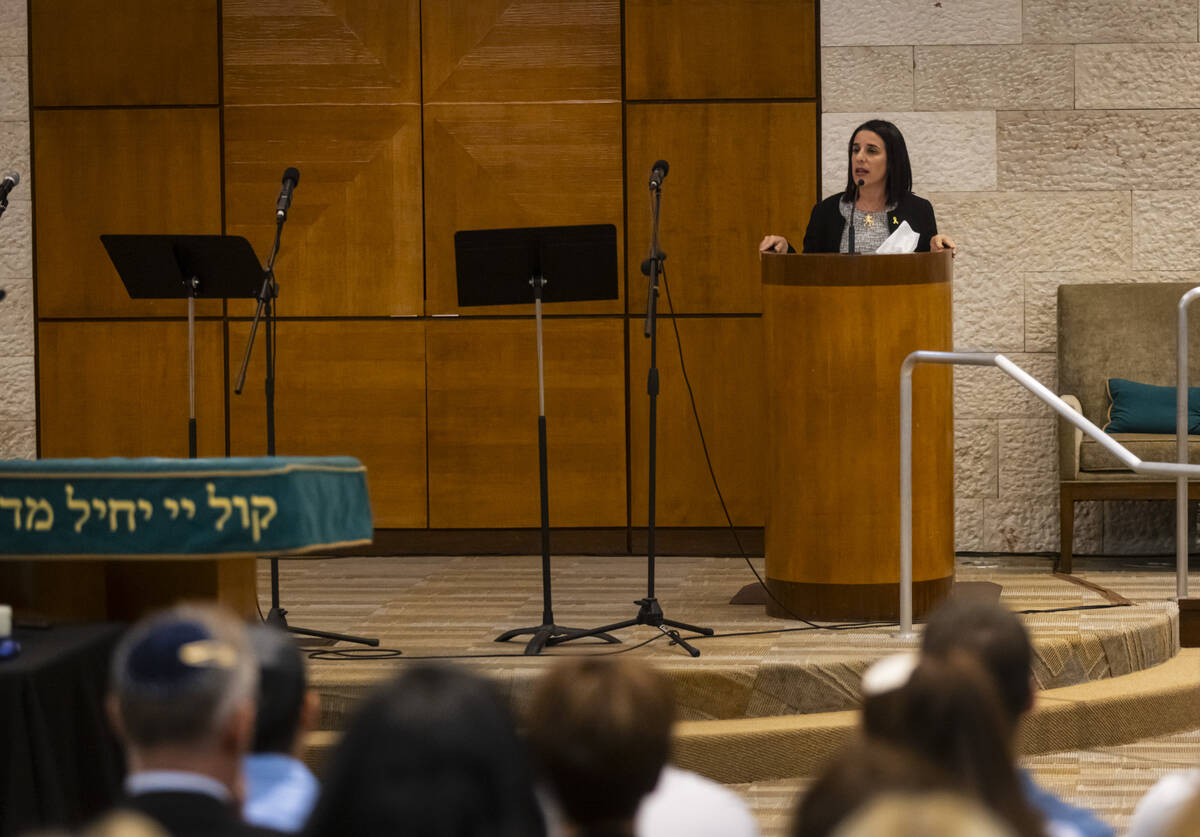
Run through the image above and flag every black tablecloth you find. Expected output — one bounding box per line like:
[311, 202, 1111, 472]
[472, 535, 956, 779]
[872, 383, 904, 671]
[0, 623, 126, 836]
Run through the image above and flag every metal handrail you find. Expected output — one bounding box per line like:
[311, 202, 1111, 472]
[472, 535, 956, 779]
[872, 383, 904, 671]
[900, 350, 1200, 638]
[1176, 288, 1200, 600]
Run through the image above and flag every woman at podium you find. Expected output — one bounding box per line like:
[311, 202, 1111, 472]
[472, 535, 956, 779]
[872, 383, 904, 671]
[759, 119, 957, 256]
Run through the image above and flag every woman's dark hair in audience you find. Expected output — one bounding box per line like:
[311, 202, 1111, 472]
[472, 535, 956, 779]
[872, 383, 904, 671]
[860, 653, 1045, 837]
[302, 663, 544, 837]
[526, 656, 674, 837]
[843, 118, 913, 205]
[248, 624, 307, 754]
[920, 597, 1034, 729]
[791, 739, 956, 837]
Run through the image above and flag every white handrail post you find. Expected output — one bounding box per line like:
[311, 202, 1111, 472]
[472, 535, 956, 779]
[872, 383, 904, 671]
[1177, 288, 1200, 600]
[898, 350, 995, 639]
[899, 355, 917, 638]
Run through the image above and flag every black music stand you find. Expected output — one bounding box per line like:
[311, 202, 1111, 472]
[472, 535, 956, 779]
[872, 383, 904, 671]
[101, 234, 264, 458]
[454, 223, 621, 655]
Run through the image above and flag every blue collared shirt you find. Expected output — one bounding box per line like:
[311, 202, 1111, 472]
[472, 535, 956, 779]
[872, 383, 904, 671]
[1020, 769, 1114, 837]
[242, 753, 319, 833]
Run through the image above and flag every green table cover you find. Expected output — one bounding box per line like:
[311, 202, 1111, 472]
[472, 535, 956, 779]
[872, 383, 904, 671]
[0, 456, 372, 558]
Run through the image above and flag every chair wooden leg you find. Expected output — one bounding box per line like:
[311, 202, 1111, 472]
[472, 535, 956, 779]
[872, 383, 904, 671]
[1058, 487, 1074, 574]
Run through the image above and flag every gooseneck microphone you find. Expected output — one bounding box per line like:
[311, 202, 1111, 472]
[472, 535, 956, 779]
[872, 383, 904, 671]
[275, 167, 299, 222]
[0, 172, 19, 203]
[847, 178, 864, 254]
[649, 159, 669, 190]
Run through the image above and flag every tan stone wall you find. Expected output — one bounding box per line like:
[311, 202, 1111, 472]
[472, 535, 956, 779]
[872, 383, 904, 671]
[0, 0, 31, 459]
[821, 0, 1200, 553]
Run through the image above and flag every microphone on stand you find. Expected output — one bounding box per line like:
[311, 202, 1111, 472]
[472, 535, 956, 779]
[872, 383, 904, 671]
[847, 178, 864, 254]
[649, 159, 669, 190]
[0, 172, 19, 202]
[275, 167, 299, 222]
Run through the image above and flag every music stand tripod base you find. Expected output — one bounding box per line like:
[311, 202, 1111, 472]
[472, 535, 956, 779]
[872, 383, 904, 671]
[495, 622, 619, 656]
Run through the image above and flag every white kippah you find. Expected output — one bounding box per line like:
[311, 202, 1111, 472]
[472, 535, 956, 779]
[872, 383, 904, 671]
[860, 652, 919, 697]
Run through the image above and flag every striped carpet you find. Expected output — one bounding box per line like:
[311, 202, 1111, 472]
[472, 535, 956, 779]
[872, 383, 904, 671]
[260, 553, 1179, 725]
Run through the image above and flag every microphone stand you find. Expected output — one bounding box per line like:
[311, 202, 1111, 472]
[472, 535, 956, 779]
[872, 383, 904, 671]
[549, 177, 713, 656]
[847, 178, 864, 255]
[0, 195, 8, 300]
[234, 216, 377, 648]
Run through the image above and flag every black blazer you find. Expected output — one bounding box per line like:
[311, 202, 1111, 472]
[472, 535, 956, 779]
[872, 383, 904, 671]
[118, 791, 285, 837]
[801, 191, 938, 254]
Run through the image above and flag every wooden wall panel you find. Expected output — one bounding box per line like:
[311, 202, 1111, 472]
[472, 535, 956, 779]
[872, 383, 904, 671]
[31, 0, 218, 106]
[227, 320, 427, 529]
[427, 318, 626, 528]
[625, 0, 816, 100]
[38, 321, 226, 458]
[224, 105, 424, 317]
[421, 0, 620, 103]
[625, 103, 817, 315]
[423, 103, 624, 316]
[223, 0, 420, 105]
[628, 316, 766, 526]
[34, 109, 223, 318]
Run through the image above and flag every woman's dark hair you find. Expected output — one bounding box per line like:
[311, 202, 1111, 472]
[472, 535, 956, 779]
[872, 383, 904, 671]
[249, 624, 307, 754]
[527, 657, 674, 834]
[860, 653, 1044, 837]
[920, 598, 1034, 729]
[843, 119, 913, 205]
[303, 664, 544, 837]
[791, 739, 954, 837]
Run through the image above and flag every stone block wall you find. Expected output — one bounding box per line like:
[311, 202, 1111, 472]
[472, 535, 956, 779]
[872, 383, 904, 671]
[0, 0, 32, 460]
[822, 0, 1200, 553]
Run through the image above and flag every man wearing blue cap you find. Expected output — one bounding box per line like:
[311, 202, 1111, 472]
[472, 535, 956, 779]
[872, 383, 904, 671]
[106, 604, 284, 837]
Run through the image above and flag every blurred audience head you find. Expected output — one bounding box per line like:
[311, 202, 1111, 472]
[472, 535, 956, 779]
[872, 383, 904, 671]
[921, 597, 1034, 727]
[248, 623, 316, 756]
[303, 663, 544, 837]
[527, 656, 674, 837]
[858, 652, 1043, 837]
[830, 792, 1017, 837]
[108, 604, 257, 771]
[791, 739, 954, 837]
[79, 811, 170, 837]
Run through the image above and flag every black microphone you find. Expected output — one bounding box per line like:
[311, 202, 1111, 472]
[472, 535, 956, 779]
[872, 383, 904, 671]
[847, 178, 863, 254]
[649, 159, 669, 190]
[275, 167, 299, 222]
[0, 172, 19, 202]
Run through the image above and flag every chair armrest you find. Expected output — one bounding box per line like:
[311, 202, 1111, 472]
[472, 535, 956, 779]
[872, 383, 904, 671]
[1058, 394, 1084, 480]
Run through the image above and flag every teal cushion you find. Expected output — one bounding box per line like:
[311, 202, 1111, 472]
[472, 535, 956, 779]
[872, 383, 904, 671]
[1105, 378, 1200, 434]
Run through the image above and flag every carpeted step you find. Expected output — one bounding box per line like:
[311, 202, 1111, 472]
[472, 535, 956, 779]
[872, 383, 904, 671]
[670, 648, 1200, 784]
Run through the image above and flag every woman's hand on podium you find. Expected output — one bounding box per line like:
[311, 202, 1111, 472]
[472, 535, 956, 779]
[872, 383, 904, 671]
[931, 233, 957, 256]
[759, 234, 790, 254]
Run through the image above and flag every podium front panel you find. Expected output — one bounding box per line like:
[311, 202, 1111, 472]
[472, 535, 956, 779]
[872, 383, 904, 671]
[761, 252, 954, 621]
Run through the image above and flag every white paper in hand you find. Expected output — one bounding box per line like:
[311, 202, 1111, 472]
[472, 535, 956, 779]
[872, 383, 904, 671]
[875, 220, 920, 254]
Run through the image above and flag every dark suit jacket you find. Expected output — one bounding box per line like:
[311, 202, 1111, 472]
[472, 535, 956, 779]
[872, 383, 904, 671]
[119, 791, 285, 837]
[801, 191, 938, 253]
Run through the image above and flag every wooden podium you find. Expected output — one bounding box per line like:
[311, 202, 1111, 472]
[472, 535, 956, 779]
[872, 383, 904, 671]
[761, 251, 954, 621]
